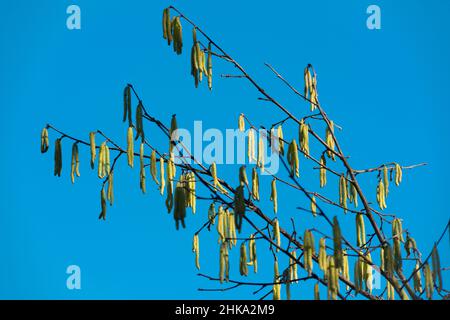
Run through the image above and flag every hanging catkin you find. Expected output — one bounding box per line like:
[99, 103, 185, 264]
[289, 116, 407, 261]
[270, 178, 278, 214]
[247, 128, 256, 162]
[273, 218, 281, 252]
[424, 263, 433, 299]
[97, 142, 105, 179]
[356, 213, 366, 247]
[159, 156, 165, 195]
[70, 142, 80, 184]
[257, 133, 265, 172]
[105, 145, 110, 176]
[314, 282, 320, 300]
[431, 244, 442, 292]
[248, 234, 258, 273]
[238, 113, 245, 132]
[107, 172, 114, 206]
[339, 175, 348, 213]
[127, 126, 134, 168]
[392, 219, 403, 271]
[149, 150, 159, 185]
[171, 16, 183, 55]
[325, 121, 335, 160]
[99, 188, 107, 220]
[211, 162, 228, 194]
[341, 250, 350, 290]
[239, 242, 249, 276]
[348, 181, 358, 207]
[311, 195, 317, 217]
[251, 167, 260, 200]
[394, 163, 402, 186]
[123, 85, 132, 126]
[135, 102, 145, 141]
[139, 143, 146, 194]
[303, 230, 315, 275]
[162, 8, 172, 45]
[273, 257, 281, 300]
[299, 120, 310, 156]
[320, 154, 327, 187]
[333, 216, 343, 269]
[207, 42, 213, 90]
[89, 132, 96, 169]
[382, 244, 394, 277]
[54, 138, 62, 177]
[192, 234, 200, 270]
[287, 139, 299, 177]
[289, 251, 298, 283]
[234, 185, 245, 232]
[216, 206, 226, 243]
[318, 238, 327, 272]
[376, 179, 387, 210]
[226, 210, 237, 248]
[239, 165, 248, 187]
[219, 242, 229, 283]
[383, 165, 389, 196]
[41, 127, 49, 153]
[327, 257, 339, 300]
[173, 182, 186, 230]
[413, 261, 422, 293]
[277, 125, 284, 155]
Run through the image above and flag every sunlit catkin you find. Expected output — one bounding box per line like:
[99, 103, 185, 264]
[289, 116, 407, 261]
[303, 230, 315, 275]
[207, 42, 213, 90]
[287, 139, 299, 177]
[270, 178, 278, 214]
[339, 175, 348, 213]
[395, 163, 402, 186]
[325, 121, 335, 160]
[211, 162, 228, 195]
[70, 142, 80, 184]
[413, 261, 422, 293]
[273, 257, 281, 300]
[273, 218, 281, 252]
[356, 213, 366, 247]
[248, 234, 258, 273]
[383, 165, 389, 196]
[431, 244, 442, 292]
[247, 128, 256, 163]
[257, 134, 265, 172]
[327, 257, 339, 300]
[162, 8, 172, 45]
[289, 251, 298, 283]
[320, 154, 327, 187]
[318, 238, 327, 272]
[277, 125, 284, 155]
[171, 16, 183, 55]
[107, 172, 114, 206]
[251, 167, 260, 200]
[54, 138, 62, 177]
[238, 113, 245, 132]
[159, 156, 165, 195]
[88, 132, 96, 169]
[424, 263, 433, 299]
[299, 120, 310, 156]
[311, 195, 317, 217]
[376, 179, 387, 210]
[41, 127, 49, 153]
[314, 282, 320, 300]
[127, 126, 134, 168]
[192, 234, 200, 270]
[239, 165, 248, 187]
[219, 242, 229, 283]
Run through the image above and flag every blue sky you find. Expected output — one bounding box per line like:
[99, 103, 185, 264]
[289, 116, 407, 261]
[0, 0, 449, 299]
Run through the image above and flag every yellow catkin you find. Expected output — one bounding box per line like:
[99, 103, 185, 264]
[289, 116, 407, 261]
[356, 213, 366, 247]
[192, 234, 200, 270]
[216, 206, 226, 243]
[303, 230, 315, 275]
[251, 167, 260, 200]
[107, 171, 114, 206]
[207, 42, 213, 90]
[395, 163, 402, 186]
[327, 257, 339, 300]
[139, 143, 146, 194]
[383, 165, 389, 196]
[239, 242, 248, 276]
[339, 175, 348, 213]
[289, 251, 298, 283]
[413, 261, 422, 293]
[54, 138, 62, 177]
[273, 219, 281, 252]
[238, 113, 245, 132]
[247, 234, 258, 273]
[219, 242, 229, 283]
[270, 178, 278, 213]
[159, 156, 165, 195]
[325, 121, 335, 160]
[314, 282, 320, 300]
[431, 244, 442, 292]
[257, 134, 265, 172]
[149, 150, 159, 185]
[171, 16, 183, 54]
[424, 263, 433, 299]
[376, 179, 387, 210]
[273, 258, 281, 300]
[349, 181, 358, 207]
[320, 154, 327, 187]
[89, 132, 96, 169]
[341, 250, 350, 290]
[287, 139, 299, 177]
[311, 195, 317, 217]
[97, 142, 105, 178]
[127, 126, 134, 168]
[299, 120, 310, 156]
[277, 125, 284, 155]
[387, 282, 395, 300]
[247, 128, 256, 163]
[318, 238, 327, 272]
[239, 165, 248, 186]
[162, 8, 172, 45]
[41, 127, 49, 153]
[70, 142, 80, 184]
[227, 210, 237, 248]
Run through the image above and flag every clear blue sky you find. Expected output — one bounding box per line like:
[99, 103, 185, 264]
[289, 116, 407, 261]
[0, 0, 448, 299]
